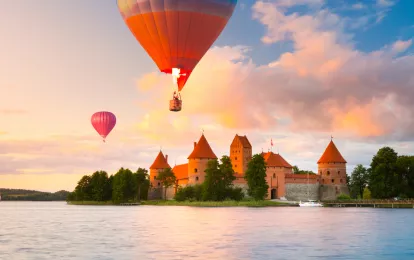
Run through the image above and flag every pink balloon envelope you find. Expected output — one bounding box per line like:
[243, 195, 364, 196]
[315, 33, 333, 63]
[91, 111, 116, 142]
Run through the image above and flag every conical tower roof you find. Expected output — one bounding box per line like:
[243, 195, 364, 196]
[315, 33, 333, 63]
[317, 140, 347, 164]
[150, 151, 171, 169]
[262, 152, 292, 168]
[188, 134, 217, 159]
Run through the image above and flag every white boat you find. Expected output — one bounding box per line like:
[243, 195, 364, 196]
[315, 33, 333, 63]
[299, 200, 323, 207]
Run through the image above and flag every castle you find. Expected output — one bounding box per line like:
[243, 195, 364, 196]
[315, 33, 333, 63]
[148, 134, 350, 201]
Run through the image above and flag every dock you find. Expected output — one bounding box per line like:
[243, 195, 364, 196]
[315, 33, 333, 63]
[119, 202, 141, 206]
[324, 199, 414, 208]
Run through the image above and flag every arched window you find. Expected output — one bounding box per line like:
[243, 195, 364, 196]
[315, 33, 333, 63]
[338, 171, 340, 175]
[194, 168, 198, 173]
[327, 171, 331, 176]
[273, 173, 276, 178]
[331, 179, 334, 183]
[196, 177, 199, 181]
[235, 165, 237, 168]
[340, 179, 343, 183]
[158, 182, 160, 186]
[235, 157, 237, 160]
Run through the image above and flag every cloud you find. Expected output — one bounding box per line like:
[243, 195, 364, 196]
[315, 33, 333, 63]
[135, 0, 414, 144]
[376, 0, 395, 8]
[391, 39, 412, 53]
[351, 3, 365, 10]
[0, 109, 27, 115]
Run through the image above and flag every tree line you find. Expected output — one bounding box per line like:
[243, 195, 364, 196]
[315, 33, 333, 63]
[171, 154, 269, 201]
[348, 146, 414, 199]
[0, 189, 70, 201]
[67, 168, 150, 203]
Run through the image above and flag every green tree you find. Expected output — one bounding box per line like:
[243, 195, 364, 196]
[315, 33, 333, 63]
[244, 154, 269, 200]
[396, 155, 414, 198]
[157, 168, 176, 200]
[349, 164, 368, 199]
[203, 156, 236, 201]
[90, 171, 110, 201]
[74, 175, 92, 201]
[368, 147, 398, 198]
[292, 165, 315, 175]
[112, 168, 137, 202]
[135, 168, 149, 201]
[363, 187, 371, 199]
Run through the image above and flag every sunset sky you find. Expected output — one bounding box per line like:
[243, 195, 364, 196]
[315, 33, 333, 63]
[1, 0, 414, 192]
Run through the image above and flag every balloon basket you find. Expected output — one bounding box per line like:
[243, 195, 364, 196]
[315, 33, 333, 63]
[169, 99, 182, 112]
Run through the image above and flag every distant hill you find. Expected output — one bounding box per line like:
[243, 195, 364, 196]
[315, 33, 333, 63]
[0, 188, 70, 201]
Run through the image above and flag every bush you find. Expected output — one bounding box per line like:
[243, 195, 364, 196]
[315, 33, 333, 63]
[337, 194, 352, 200]
[174, 185, 203, 201]
[226, 187, 245, 201]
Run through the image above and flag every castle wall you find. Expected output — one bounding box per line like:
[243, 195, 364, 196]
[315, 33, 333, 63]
[149, 169, 162, 189]
[230, 140, 252, 177]
[285, 183, 320, 201]
[319, 184, 349, 200]
[266, 167, 290, 199]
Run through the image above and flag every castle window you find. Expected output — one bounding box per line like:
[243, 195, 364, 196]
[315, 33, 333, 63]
[327, 171, 330, 176]
[338, 171, 340, 175]
[154, 176, 157, 180]
[331, 179, 334, 183]
[196, 177, 199, 181]
[320, 171, 322, 174]
[158, 182, 160, 186]
[273, 173, 276, 178]
[322, 179, 325, 184]
[340, 179, 343, 183]
[235, 157, 237, 160]
[194, 168, 198, 173]
[235, 165, 237, 168]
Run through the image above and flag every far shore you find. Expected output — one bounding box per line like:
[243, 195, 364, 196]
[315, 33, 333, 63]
[66, 200, 299, 207]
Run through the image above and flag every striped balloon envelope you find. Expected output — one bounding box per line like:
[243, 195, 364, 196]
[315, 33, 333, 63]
[117, 0, 238, 91]
[91, 111, 117, 142]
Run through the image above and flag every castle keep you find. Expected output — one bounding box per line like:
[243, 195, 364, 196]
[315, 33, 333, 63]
[148, 134, 349, 201]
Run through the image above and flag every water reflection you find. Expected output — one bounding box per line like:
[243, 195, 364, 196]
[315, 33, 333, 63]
[0, 202, 413, 259]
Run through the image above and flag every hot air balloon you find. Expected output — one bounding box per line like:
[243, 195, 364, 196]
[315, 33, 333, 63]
[117, 0, 238, 111]
[91, 111, 117, 142]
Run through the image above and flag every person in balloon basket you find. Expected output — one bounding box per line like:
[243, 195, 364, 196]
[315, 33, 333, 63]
[173, 91, 181, 102]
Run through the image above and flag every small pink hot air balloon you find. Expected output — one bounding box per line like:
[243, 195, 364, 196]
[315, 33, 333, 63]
[91, 111, 116, 142]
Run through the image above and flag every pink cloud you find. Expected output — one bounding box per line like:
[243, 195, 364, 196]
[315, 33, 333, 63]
[134, 1, 414, 143]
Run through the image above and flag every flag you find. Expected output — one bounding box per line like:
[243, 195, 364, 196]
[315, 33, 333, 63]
[271, 138, 273, 146]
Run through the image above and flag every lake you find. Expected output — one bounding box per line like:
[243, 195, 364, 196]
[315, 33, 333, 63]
[0, 202, 413, 259]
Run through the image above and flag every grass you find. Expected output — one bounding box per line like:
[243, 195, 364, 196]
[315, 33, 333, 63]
[67, 201, 116, 205]
[138, 200, 296, 207]
[67, 200, 298, 207]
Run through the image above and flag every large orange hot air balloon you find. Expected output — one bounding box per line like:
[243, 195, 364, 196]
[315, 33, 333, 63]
[117, 0, 238, 111]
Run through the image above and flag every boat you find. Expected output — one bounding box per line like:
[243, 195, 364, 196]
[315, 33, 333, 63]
[299, 172, 323, 207]
[299, 200, 323, 207]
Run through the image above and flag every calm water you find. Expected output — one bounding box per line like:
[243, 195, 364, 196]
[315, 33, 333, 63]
[0, 202, 413, 260]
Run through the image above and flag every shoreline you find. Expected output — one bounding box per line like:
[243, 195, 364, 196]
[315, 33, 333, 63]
[66, 200, 299, 207]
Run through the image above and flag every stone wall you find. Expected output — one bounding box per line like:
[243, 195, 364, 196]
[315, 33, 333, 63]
[285, 183, 319, 201]
[148, 186, 176, 200]
[319, 184, 349, 201]
[233, 183, 249, 197]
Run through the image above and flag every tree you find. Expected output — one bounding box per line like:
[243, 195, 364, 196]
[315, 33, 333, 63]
[157, 168, 176, 200]
[292, 165, 315, 175]
[396, 155, 414, 198]
[368, 147, 398, 198]
[363, 187, 371, 199]
[349, 164, 368, 199]
[112, 168, 137, 202]
[74, 175, 92, 201]
[90, 171, 110, 201]
[135, 168, 149, 201]
[203, 156, 236, 201]
[244, 154, 269, 200]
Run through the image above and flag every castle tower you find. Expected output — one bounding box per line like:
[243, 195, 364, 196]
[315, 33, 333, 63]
[149, 150, 170, 189]
[317, 139, 349, 200]
[187, 134, 217, 185]
[262, 152, 293, 199]
[230, 134, 252, 177]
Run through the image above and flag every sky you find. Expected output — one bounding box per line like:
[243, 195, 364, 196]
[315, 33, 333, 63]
[1, 0, 413, 192]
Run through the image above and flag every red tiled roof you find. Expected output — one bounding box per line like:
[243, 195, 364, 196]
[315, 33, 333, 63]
[172, 163, 188, 180]
[149, 151, 170, 169]
[262, 152, 292, 168]
[317, 140, 347, 164]
[188, 134, 217, 159]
